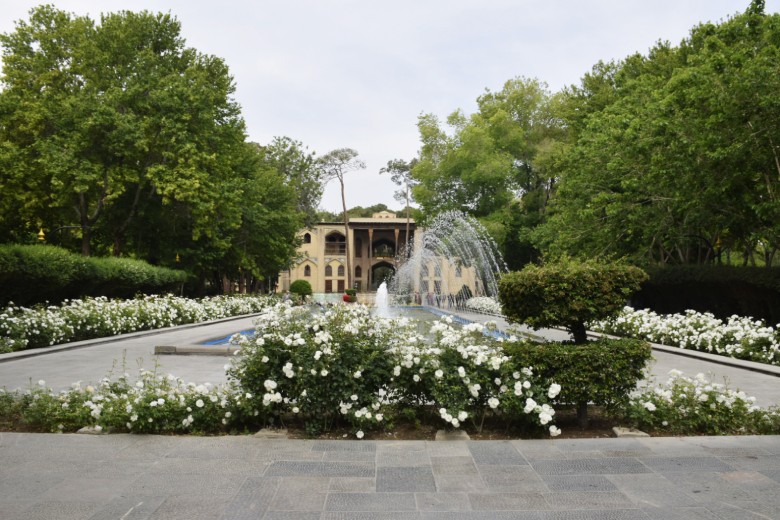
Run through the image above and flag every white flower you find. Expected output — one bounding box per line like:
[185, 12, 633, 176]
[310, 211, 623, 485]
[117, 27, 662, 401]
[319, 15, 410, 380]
[488, 397, 500, 409]
[549, 425, 561, 437]
[353, 371, 362, 379]
[643, 401, 657, 412]
[435, 369, 444, 378]
[356, 430, 364, 439]
[458, 411, 468, 421]
[292, 406, 300, 413]
[196, 399, 204, 408]
[37, 380, 46, 387]
[413, 374, 420, 382]
[320, 369, 329, 376]
[375, 413, 383, 422]
[350, 394, 358, 401]
[548, 383, 561, 399]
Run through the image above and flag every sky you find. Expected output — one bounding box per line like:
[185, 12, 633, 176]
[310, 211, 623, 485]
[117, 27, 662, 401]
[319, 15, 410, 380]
[2, 0, 777, 212]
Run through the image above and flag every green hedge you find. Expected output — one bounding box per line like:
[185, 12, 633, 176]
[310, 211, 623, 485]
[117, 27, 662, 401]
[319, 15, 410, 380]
[289, 279, 313, 298]
[0, 245, 187, 306]
[636, 266, 780, 323]
[504, 338, 652, 423]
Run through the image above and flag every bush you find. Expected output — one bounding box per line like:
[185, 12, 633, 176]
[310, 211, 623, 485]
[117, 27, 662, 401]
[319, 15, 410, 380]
[289, 279, 313, 298]
[504, 338, 652, 426]
[619, 369, 780, 435]
[499, 258, 648, 343]
[0, 244, 187, 306]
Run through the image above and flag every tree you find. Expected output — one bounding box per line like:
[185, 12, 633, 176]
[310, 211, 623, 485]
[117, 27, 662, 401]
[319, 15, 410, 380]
[318, 148, 365, 289]
[258, 137, 322, 228]
[380, 158, 417, 258]
[0, 7, 246, 257]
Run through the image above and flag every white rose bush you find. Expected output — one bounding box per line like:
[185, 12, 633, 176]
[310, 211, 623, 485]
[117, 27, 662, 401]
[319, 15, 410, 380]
[594, 307, 780, 366]
[0, 294, 274, 352]
[464, 296, 503, 315]
[228, 302, 562, 438]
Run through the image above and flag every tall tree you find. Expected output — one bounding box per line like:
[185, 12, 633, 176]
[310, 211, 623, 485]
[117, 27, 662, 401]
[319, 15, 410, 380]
[0, 6, 246, 257]
[318, 148, 365, 289]
[380, 158, 417, 257]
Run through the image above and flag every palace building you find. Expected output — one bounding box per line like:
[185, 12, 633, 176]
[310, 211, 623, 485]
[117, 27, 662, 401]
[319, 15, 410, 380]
[279, 211, 480, 301]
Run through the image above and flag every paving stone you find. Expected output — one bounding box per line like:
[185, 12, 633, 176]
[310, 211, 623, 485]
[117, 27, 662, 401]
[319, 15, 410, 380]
[0, 473, 68, 500]
[422, 513, 543, 520]
[531, 457, 650, 476]
[544, 491, 635, 510]
[268, 491, 327, 511]
[415, 492, 471, 511]
[539, 511, 650, 520]
[604, 473, 699, 508]
[261, 450, 325, 461]
[718, 454, 780, 471]
[477, 464, 548, 492]
[762, 469, 780, 483]
[329, 477, 376, 492]
[377, 450, 431, 467]
[662, 472, 754, 502]
[11, 500, 100, 520]
[708, 500, 780, 518]
[272, 477, 331, 492]
[430, 456, 479, 476]
[542, 475, 618, 492]
[468, 492, 549, 511]
[553, 439, 648, 454]
[147, 456, 270, 475]
[719, 470, 780, 495]
[263, 513, 321, 520]
[224, 482, 278, 519]
[377, 466, 436, 492]
[425, 441, 471, 457]
[435, 475, 488, 492]
[125, 474, 238, 495]
[467, 441, 527, 465]
[87, 496, 166, 520]
[639, 506, 725, 519]
[323, 450, 377, 462]
[40, 475, 134, 502]
[147, 495, 230, 520]
[235, 476, 281, 496]
[436, 429, 470, 441]
[312, 440, 377, 452]
[265, 461, 375, 477]
[637, 456, 736, 473]
[322, 513, 422, 520]
[325, 492, 417, 511]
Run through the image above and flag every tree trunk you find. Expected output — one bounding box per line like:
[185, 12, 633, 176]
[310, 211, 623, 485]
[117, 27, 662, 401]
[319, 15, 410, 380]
[341, 179, 351, 290]
[570, 322, 588, 345]
[576, 401, 588, 429]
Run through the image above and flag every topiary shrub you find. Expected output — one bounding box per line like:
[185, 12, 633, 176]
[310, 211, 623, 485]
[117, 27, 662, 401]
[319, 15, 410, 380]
[499, 257, 648, 344]
[289, 279, 313, 299]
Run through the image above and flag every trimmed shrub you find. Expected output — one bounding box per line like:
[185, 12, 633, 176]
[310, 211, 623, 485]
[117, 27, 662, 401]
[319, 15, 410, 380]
[504, 338, 652, 417]
[289, 279, 313, 298]
[0, 245, 186, 306]
[499, 258, 648, 344]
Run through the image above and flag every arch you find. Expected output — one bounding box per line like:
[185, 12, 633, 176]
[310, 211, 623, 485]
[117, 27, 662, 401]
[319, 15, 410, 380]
[371, 261, 395, 291]
[303, 233, 311, 244]
[325, 265, 333, 277]
[304, 265, 311, 277]
[355, 265, 362, 278]
[337, 265, 345, 277]
[325, 231, 346, 255]
[372, 238, 395, 258]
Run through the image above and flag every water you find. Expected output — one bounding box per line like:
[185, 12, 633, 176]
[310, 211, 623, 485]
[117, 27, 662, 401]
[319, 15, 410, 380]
[374, 281, 392, 318]
[390, 210, 507, 303]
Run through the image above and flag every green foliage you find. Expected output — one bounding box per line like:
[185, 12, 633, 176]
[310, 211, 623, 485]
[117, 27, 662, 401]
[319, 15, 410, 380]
[618, 369, 780, 435]
[289, 279, 313, 298]
[504, 338, 652, 412]
[538, 5, 780, 266]
[0, 244, 186, 306]
[499, 258, 648, 343]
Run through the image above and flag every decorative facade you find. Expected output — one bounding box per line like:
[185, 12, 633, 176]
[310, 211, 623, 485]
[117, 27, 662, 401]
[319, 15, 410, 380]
[279, 212, 480, 300]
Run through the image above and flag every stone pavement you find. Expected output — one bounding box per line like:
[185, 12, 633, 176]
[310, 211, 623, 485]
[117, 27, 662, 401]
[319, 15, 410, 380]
[1, 432, 779, 519]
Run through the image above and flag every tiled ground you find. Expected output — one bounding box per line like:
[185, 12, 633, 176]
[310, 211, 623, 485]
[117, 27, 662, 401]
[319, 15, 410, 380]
[1, 433, 778, 519]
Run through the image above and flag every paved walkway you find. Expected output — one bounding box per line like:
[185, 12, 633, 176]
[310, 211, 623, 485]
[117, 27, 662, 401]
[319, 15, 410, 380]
[1, 432, 779, 519]
[1, 308, 779, 519]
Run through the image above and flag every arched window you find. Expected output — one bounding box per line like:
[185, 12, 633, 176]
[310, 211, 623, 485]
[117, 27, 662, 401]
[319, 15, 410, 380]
[337, 265, 345, 277]
[303, 233, 311, 244]
[455, 265, 462, 278]
[421, 264, 429, 277]
[304, 265, 311, 277]
[355, 265, 362, 278]
[325, 265, 333, 276]
[325, 232, 346, 255]
[434, 265, 442, 278]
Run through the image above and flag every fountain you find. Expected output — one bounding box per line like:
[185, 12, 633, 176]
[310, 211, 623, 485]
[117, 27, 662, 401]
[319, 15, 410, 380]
[389, 211, 507, 307]
[374, 281, 392, 318]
